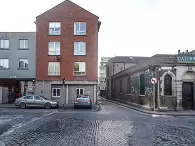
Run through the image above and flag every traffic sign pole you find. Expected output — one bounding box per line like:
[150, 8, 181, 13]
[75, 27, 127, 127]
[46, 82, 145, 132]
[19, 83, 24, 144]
[150, 77, 158, 111]
[157, 80, 160, 110]
[153, 84, 155, 111]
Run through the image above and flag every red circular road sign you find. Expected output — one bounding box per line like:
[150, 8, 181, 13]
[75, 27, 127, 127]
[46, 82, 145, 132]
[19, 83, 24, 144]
[151, 78, 158, 84]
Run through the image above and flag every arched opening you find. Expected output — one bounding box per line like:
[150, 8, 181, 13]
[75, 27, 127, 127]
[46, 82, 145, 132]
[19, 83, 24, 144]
[164, 74, 172, 95]
[140, 74, 145, 95]
[182, 71, 195, 110]
[127, 77, 130, 93]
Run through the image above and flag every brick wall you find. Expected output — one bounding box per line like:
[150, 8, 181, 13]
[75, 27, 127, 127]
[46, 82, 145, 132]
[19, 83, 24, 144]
[68, 85, 94, 104]
[36, 0, 99, 81]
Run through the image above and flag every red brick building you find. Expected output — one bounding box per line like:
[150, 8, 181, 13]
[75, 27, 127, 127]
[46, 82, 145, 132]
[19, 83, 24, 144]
[35, 0, 101, 105]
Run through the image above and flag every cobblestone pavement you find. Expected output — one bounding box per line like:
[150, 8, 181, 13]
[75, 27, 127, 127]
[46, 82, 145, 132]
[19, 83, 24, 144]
[0, 98, 195, 146]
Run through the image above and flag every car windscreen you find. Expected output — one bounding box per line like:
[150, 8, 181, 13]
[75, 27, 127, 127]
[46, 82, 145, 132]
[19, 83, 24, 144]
[81, 96, 89, 98]
[40, 96, 47, 100]
[23, 96, 33, 100]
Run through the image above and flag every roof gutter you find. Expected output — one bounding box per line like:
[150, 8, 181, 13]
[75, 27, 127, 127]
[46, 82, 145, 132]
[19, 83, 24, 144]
[98, 21, 101, 32]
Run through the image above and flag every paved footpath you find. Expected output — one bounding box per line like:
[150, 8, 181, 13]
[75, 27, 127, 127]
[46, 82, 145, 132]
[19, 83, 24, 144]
[0, 98, 195, 146]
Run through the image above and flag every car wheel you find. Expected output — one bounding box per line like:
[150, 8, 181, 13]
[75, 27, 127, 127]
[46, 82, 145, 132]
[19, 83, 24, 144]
[19, 102, 26, 109]
[45, 103, 52, 109]
[74, 105, 77, 109]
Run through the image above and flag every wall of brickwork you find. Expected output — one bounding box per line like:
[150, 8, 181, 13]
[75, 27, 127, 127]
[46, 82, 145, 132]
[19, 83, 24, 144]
[110, 59, 195, 111]
[35, 81, 65, 106]
[68, 85, 94, 104]
[111, 69, 153, 106]
[35, 81, 96, 105]
[36, 1, 99, 81]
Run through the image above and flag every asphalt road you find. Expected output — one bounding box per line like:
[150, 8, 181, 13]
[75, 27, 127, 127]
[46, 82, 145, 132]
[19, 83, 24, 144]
[0, 97, 195, 146]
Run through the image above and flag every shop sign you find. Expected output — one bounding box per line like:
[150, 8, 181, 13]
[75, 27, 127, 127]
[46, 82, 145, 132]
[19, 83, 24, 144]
[177, 56, 195, 63]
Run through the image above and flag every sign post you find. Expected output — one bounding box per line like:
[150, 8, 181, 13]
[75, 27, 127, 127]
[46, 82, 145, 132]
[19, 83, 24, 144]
[153, 84, 155, 111]
[151, 78, 158, 111]
[157, 80, 160, 110]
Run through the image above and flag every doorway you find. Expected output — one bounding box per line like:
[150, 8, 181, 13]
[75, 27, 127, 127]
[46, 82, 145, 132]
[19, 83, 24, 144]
[182, 82, 194, 110]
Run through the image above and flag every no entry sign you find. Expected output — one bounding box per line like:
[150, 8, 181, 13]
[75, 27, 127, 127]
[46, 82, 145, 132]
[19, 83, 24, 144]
[151, 78, 158, 84]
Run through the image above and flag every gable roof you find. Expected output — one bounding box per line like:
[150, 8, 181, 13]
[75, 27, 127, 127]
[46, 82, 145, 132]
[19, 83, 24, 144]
[111, 54, 177, 79]
[108, 56, 150, 63]
[36, 0, 99, 19]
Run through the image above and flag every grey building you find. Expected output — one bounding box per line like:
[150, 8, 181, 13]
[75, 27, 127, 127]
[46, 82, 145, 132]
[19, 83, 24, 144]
[106, 56, 149, 98]
[109, 50, 195, 111]
[98, 57, 112, 96]
[0, 32, 36, 103]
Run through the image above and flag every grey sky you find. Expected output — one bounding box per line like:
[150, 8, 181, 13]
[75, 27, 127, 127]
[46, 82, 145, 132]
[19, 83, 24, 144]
[1, 0, 195, 59]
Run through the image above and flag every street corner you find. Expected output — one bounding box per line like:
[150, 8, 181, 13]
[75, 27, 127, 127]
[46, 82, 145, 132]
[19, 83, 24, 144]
[91, 103, 101, 112]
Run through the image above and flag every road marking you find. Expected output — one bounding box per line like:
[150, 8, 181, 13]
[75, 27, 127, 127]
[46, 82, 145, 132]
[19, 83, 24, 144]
[1, 111, 56, 136]
[152, 114, 172, 118]
[0, 115, 24, 124]
[100, 104, 105, 112]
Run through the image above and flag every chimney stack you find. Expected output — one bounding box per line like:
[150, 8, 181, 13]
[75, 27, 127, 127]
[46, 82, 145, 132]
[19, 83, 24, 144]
[178, 50, 181, 54]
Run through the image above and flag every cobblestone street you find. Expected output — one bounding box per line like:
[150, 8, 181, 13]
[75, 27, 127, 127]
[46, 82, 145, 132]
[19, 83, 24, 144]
[0, 98, 195, 146]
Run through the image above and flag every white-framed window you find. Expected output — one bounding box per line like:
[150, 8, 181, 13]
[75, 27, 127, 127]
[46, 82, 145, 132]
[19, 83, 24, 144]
[48, 62, 60, 76]
[0, 40, 9, 49]
[49, 22, 61, 35]
[19, 59, 28, 69]
[74, 42, 86, 55]
[52, 88, 60, 97]
[74, 62, 86, 75]
[74, 22, 86, 35]
[48, 42, 60, 55]
[76, 88, 84, 95]
[19, 39, 28, 49]
[0, 59, 9, 69]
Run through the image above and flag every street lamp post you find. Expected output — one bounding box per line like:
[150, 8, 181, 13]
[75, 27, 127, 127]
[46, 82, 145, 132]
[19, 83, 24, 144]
[63, 78, 65, 106]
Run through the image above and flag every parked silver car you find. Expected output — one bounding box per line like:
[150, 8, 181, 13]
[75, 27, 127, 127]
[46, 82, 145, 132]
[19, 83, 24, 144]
[15, 95, 59, 109]
[74, 95, 92, 109]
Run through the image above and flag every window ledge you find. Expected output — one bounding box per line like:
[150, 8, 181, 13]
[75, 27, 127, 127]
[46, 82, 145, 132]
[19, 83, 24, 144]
[74, 75, 86, 77]
[74, 54, 86, 56]
[18, 48, 29, 50]
[74, 34, 87, 36]
[48, 75, 60, 77]
[0, 48, 9, 50]
[139, 95, 145, 97]
[48, 34, 61, 36]
[52, 96, 61, 98]
[0, 68, 9, 70]
[18, 68, 29, 70]
[127, 94, 132, 96]
[118, 93, 122, 95]
[48, 55, 60, 56]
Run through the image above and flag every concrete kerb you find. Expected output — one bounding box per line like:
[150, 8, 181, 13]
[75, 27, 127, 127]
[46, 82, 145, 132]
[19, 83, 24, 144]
[94, 102, 101, 112]
[0, 104, 16, 108]
[101, 97, 195, 116]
